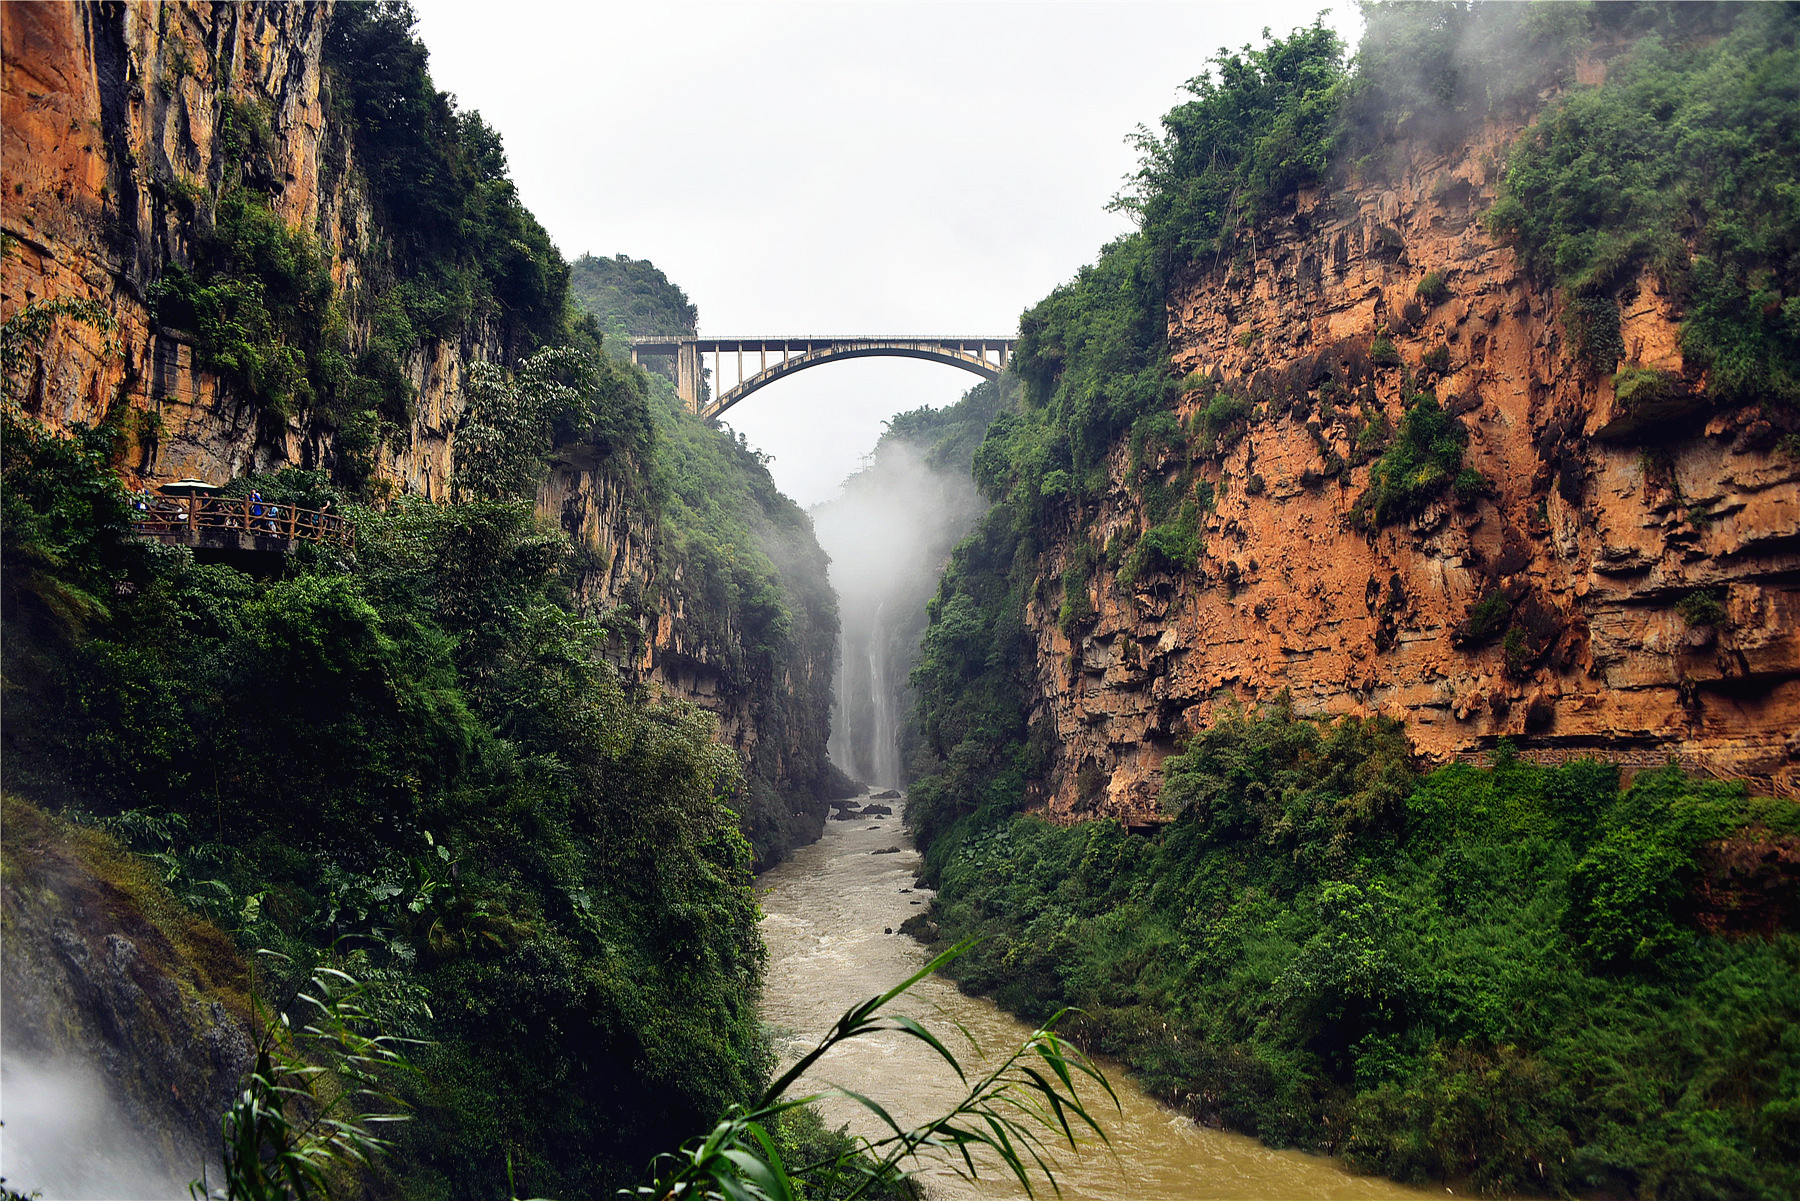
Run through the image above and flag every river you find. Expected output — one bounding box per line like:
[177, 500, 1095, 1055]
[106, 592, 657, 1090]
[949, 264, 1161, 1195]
[758, 810, 1438, 1201]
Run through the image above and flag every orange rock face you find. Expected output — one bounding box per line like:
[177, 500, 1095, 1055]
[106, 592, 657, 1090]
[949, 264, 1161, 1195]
[1, 1, 392, 485]
[1031, 121, 1800, 821]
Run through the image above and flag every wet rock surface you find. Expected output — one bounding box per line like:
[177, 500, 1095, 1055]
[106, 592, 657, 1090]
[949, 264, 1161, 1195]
[1, 798, 253, 1188]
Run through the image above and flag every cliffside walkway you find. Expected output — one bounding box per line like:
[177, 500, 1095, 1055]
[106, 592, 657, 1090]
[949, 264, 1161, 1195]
[129, 494, 355, 554]
[629, 335, 1016, 420]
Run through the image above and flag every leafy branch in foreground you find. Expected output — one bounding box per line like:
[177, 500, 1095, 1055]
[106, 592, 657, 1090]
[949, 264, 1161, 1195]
[625, 939, 1118, 1201]
[193, 954, 418, 1201]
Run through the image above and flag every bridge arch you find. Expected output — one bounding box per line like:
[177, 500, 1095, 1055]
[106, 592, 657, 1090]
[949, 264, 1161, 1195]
[630, 336, 1016, 420]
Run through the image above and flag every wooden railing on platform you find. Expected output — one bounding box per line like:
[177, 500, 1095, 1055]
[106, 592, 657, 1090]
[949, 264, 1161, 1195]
[130, 494, 355, 550]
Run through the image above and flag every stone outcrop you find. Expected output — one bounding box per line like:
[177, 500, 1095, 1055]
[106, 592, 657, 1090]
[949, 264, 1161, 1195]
[0, 1, 832, 818]
[1032, 117, 1800, 820]
[0, 797, 254, 1187]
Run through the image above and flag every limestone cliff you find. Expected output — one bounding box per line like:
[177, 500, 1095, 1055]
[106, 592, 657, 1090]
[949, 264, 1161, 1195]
[0, 0, 480, 492]
[1033, 115, 1799, 821]
[2, 1, 838, 857]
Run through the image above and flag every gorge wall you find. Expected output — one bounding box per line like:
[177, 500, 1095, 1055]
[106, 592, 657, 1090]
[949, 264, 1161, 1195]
[1033, 104, 1800, 821]
[1, 1, 838, 849]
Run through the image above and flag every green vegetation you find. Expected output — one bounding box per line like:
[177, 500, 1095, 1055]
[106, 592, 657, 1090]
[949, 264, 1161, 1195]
[1414, 271, 1449, 305]
[1119, 21, 1347, 264]
[916, 707, 1800, 1200]
[642, 380, 844, 864]
[563, 269, 846, 868]
[3, 360, 765, 1200]
[191, 941, 1104, 1201]
[203, 957, 418, 1201]
[1612, 364, 1681, 412]
[324, 1, 566, 355]
[1193, 390, 1251, 456]
[1458, 589, 1512, 645]
[1351, 395, 1473, 528]
[1488, 4, 1800, 405]
[881, 381, 1009, 477]
[903, 14, 1800, 1199]
[149, 185, 339, 420]
[1056, 542, 1097, 637]
[998, 232, 1172, 519]
[569, 253, 698, 344]
[1676, 590, 1730, 629]
[133, 2, 579, 493]
[1564, 296, 1626, 376]
[1118, 500, 1200, 592]
[568, 253, 700, 396]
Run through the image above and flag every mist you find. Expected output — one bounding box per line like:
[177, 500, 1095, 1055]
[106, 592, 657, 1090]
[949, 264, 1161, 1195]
[0, 1054, 197, 1200]
[813, 436, 986, 789]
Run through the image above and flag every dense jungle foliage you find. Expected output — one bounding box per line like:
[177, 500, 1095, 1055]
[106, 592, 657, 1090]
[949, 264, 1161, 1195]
[569, 254, 700, 343]
[0, 394, 765, 1198]
[324, 0, 567, 356]
[642, 376, 848, 866]
[904, 6, 1800, 1198]
[914, 709, 1800, 1199]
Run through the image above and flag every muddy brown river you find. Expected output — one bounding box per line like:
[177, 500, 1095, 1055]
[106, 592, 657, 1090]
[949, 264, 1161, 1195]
[758, 812, 1443, 1201]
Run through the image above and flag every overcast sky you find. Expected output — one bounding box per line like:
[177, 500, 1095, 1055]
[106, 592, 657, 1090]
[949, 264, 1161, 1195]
[414, 0, 1362, 506]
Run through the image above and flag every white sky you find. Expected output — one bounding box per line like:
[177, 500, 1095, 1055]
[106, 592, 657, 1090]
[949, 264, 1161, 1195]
[414, 1, 1362, 505]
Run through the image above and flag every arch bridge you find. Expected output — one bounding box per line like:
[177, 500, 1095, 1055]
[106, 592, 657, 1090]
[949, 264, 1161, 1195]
[630, 335, 1016, 420]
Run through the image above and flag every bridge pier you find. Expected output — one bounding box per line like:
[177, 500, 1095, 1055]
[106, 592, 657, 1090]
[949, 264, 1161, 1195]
[676, 342, 704, 414]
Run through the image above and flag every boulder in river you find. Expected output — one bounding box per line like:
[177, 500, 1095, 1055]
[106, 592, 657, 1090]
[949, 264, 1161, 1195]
[831, 808, 861, 821]
[898, 912, 938, 942]
[871, 846, 902, 855]
[870, 789, 902, 800]
[862, 804, 892, 816]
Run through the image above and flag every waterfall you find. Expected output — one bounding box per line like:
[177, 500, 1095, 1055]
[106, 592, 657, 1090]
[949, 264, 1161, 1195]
[813, 440, 984, 790]
[867, 598, 899, 787]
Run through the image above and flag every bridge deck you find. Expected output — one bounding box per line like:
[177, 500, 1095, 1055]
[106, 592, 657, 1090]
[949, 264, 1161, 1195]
[630, 334, 1019, 419]
[630, 335, 1016, 353]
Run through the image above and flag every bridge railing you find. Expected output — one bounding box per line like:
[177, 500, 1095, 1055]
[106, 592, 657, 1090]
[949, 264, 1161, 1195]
[130, 493, 356, 550]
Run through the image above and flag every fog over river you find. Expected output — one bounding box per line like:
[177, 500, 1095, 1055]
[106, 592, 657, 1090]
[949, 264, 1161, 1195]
[758, 814, 1438, 1201]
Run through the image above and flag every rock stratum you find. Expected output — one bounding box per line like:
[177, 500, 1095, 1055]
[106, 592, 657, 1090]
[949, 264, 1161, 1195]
[1033, 113, 1799, 821]
[1, 1, 833, 830]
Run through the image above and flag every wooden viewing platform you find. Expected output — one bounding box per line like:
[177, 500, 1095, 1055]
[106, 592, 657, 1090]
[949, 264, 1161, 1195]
[129, 493, 355, 553]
